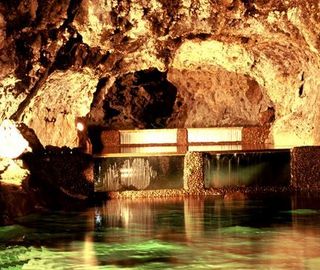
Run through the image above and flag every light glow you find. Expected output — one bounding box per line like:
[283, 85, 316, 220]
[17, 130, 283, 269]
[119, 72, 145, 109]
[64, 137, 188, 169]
[188, 144, 242, 152]
[0, 159, 29, 185]
[187, 127, 242, 143]
[76, 122, 85, 131]
[120, 129, 177, 144]
[0, 119, 29, 159]
[121, 146, 178, 154]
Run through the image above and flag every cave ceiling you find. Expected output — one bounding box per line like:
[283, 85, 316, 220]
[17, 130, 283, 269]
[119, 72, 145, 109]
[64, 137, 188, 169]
[0, 0, 320, 147]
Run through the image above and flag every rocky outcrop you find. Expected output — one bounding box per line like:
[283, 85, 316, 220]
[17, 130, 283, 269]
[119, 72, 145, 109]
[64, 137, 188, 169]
[22, 146, 94, 203]
[0, 1, 320, 147]
[0, 148, 94, 225]
[0, 124, 93, 225]
[21, 68, 98, 147]
[0, 158, 29, 186]
[0, 158, 35, 225]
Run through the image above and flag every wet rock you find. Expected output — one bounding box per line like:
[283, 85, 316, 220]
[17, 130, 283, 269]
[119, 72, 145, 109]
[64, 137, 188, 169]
[223, 191, 247, 201]
[0, 184, 37, 226]
[22, 146, 94, 208]
[0, 158, 36, 226]
[16, 122, 44, 153]
[0, 147, 94, 224]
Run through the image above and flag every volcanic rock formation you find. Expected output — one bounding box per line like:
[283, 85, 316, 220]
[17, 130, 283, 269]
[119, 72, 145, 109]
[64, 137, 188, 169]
[1, 0, 320, 147]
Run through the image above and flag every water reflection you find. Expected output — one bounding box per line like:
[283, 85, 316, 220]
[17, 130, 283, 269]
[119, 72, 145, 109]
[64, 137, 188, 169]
[2, 195, 320, 269]
[95, 156, 184, 192]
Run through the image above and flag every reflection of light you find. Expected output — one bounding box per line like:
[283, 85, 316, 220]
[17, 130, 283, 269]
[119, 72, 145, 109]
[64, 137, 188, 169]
[82, 235, 98, 267]
[0, 119, 29, 158]
[188, 145, 242, 151]
[120, 129, 177, 144]
[76, 122, 85, 131]
[95, 214, 102, 226]
[121, 206, 130, 228]
[120, 168, 133, 177]
[121, 146, 178, 153]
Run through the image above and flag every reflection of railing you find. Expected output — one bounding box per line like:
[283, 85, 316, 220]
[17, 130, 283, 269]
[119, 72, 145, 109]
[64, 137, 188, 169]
[94, 155, 184, 192]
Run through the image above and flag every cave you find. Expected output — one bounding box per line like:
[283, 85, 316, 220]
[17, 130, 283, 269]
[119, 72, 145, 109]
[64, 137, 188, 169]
[1, 0, 320, 268]
[101, 68, 177, 129]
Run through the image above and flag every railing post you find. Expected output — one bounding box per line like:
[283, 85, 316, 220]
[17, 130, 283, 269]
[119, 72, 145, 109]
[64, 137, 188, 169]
[183, 152, 205, 194]
[177, 128, 188, 153]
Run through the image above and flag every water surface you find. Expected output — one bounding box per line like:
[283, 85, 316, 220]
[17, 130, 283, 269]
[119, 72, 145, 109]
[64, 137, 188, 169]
[1, 194, 320, 269]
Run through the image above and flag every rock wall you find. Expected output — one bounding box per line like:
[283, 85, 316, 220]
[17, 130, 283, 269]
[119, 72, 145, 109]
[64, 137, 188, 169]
[291, 146, 320, 189]
[21, 68, 97, 146]
[1, 0, 320, 147]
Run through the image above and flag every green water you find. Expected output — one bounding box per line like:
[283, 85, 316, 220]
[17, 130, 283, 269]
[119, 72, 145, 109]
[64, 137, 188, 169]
[1, 194, 320, 269]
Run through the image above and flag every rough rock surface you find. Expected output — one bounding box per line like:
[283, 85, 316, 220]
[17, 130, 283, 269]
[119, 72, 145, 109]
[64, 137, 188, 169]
[21, 68, 98, 147]
[0, 158, 29, 186]
[0, 148, 93, 225]
[183, 151, 204, 193]
[0, 158, 35, 225]
[0, 1, 320, 147]
[22, 146, 94, 203]
[291, 146, 320, 189]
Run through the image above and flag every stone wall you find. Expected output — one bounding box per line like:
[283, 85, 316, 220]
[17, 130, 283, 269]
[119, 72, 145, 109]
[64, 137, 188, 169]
[291, 146, 320, 189]
[1, 1, 320, 147]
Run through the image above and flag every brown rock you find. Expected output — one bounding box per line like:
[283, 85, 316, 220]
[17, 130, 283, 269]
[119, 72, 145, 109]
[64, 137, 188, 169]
[183, 152, 205, 193]
[291, 146, 320, 189]
[0, 0, 320, 148]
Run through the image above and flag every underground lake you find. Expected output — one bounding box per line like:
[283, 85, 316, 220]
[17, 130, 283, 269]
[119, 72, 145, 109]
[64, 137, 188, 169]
[2, 194, 320, 269]
[2, 1, 320, 268]
[2, 126, 320, 269]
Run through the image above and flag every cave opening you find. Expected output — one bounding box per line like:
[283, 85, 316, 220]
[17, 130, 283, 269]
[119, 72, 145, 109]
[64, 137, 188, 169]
[102, 68, 177, 129]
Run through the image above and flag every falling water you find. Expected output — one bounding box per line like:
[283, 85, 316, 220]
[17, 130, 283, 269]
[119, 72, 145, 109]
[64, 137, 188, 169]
[205, 151, 291, 188]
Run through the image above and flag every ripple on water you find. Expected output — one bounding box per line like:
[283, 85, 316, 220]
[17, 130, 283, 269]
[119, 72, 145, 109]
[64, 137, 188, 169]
[285, 209, 318, 215]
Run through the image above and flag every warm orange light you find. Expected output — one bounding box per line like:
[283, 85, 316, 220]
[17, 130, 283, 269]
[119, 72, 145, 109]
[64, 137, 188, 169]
[0, 119, 29, 158]
[187, 127, 242, 143]
[120, 129, 177, 144]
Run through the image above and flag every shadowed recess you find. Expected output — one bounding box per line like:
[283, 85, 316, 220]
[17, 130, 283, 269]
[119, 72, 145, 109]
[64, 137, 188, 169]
[103, 68, 177, 129]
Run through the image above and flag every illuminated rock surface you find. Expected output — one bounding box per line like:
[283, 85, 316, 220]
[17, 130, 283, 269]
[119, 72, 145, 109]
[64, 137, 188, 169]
[0, 1, 320, 146]
[0, 158, 29, 186]
[0, 158, 34, 225]
[0, 120, 29, 159]
[0, 148, 94, 225]
[0, 120, 92, 224]
[21, 68, 98, 147]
